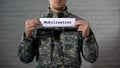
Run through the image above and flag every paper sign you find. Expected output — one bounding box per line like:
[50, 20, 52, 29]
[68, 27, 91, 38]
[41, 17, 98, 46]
[39, 18, 76, 27]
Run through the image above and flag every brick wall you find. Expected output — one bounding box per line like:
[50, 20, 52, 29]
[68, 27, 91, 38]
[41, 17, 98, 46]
[0, 0, 120, 68]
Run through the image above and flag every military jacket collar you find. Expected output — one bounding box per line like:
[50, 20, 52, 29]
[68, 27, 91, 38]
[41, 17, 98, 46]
[46, 7, 69, 18]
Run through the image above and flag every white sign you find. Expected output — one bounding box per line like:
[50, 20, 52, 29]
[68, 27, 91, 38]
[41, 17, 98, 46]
[39, 18, 76, 27]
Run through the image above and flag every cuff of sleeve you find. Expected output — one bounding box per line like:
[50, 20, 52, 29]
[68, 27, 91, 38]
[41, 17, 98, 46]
[22, 33, 34, 42]
[84, 30, 93, 43]
[84, 34, 92, 43]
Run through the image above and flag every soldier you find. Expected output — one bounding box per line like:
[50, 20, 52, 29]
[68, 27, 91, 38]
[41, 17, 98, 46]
[18, 0, 99, 68]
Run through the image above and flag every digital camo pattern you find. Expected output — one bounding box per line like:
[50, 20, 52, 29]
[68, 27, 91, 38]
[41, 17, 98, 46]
[35, 31, 81, 68]
[18, 7, 99, 68]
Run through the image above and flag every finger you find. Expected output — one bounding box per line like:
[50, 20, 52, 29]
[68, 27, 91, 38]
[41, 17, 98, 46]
[77, 28, 83, 32]
[25, 27, 37, 35]
[75, 20, 81, 26]
[29, 27, 38, 31]
[75, 20, 84, 26]
[34, 19, 41, 25]
[29, 20, 40, 27]
[26, 19, 40, 26]
[26, 23, 37, 29]
[79, 25, 84, 29]
[77, 26, 84, 31]
[29, 25, 38, 28]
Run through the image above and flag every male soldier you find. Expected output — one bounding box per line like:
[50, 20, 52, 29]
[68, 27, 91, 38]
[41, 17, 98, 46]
[18, 0, 99, 68]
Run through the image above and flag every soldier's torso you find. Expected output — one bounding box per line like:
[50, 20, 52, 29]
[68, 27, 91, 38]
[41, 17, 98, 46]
[35, 27, 83, 68]
[35, 10, 83, 68]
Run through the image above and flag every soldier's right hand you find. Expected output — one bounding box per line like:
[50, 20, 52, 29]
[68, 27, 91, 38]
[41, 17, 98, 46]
[25, 19, 40, 39]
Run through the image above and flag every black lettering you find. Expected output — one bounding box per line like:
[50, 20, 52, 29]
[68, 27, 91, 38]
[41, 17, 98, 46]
[44, 21, 48, 24]
[58, 21, 62, 24]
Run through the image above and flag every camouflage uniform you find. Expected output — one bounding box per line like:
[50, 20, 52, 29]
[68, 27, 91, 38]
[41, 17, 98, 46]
[18, 7, 99, 68]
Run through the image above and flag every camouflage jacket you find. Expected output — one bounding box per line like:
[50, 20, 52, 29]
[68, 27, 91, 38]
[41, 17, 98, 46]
[18, 7, 99, 68]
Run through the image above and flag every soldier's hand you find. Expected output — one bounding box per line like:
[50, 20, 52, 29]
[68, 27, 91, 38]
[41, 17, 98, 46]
[75, 20, 90, 39]
[25, 19, 40, 39]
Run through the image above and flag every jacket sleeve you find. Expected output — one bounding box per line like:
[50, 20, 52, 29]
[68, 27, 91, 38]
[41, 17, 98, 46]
[80, 30, 99, 63]
[18, 33, 37, 63]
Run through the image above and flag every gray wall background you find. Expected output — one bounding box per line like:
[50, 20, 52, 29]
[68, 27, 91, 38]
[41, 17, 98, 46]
[0, 0, 120, 68]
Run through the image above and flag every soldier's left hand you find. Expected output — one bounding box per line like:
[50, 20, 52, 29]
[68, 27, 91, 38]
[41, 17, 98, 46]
[75, 20, 90, 39]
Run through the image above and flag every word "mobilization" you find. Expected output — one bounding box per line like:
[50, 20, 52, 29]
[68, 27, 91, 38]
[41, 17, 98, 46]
[44, 21, 71, 24]
[39, 18, 76, 27]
